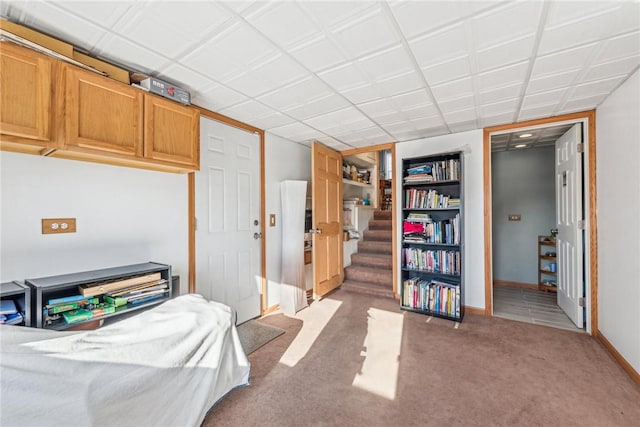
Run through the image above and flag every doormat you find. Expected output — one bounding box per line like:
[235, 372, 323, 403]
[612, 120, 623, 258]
[237, 320, 285, 355]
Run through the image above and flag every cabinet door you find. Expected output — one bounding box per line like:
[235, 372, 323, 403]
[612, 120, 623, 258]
[0, 42, 54, 146]
[144, 95, 199, 169]
[63, 65, 143, 157]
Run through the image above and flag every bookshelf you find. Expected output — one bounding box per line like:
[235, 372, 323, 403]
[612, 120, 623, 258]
[26, 262, 172, 330]
[1, 281, 31, 326]
[538, 236, 557, 292]
[400, 152, 464, 322]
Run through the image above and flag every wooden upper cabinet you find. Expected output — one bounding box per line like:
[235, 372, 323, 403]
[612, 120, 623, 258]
[62, 65, 143, 157]
[0, 42, 55, 150]
[144, 94, 199, 169]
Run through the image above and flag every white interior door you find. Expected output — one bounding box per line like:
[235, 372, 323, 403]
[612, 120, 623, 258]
[195, 117, 261, 325]
[555, 123, 584, 328]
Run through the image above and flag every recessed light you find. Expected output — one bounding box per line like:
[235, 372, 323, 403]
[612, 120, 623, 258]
[519, 133, 533, 138]
[514, 144, 527, 148]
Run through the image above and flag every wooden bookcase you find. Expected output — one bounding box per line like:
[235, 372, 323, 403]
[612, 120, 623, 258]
[538, 236, 557, 292]
[400, 152, 464, 322]
[26, 262, 172, 330]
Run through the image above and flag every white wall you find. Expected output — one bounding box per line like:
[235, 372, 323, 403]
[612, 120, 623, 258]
[395, 129, 485, 309]
[596, 69, 640, 373]
[492, 147, 556, 284]
[0, 152, 189, 293]
[264, 133, 310, 309]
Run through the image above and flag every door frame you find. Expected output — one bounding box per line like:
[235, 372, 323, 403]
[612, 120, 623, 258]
[188, 106, 266, 315]
[483, 110, 597, 334]
[341, 142, 397, 296]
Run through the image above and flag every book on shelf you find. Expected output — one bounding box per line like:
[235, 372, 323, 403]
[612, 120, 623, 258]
[44, 297, 100, 315]
[62, 308, 94, 324]
[78, 272, 162, 297]
[402, 277, 460, 317]
[128, 293, 167, 306]
[106, 279, 168, 297]
[48, 294, 93, 305]
[0, 299, 18, 315]
[1, 311, 24, 325]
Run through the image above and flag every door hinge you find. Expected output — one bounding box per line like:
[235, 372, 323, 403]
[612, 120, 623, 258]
[578, 220, 585, 230]
[578, 297, 585, 307]
[577, 143, 584, 153]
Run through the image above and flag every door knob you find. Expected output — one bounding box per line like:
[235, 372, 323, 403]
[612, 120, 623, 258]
[309, 228, 322, 234]
[253, 232, 263, 239]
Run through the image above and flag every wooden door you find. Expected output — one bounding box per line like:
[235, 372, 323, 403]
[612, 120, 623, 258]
[0, 42, 55, 150]
[195, 117, 261, 324]
[312, 141, 343, 297]
[555, 123, 584, 328]
[63, 65, 143, 157]
[144, 94, 199, 169]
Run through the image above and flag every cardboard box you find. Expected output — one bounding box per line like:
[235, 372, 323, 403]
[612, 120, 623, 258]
[0, 18, 73, 58]
[72, 51, 130, 85]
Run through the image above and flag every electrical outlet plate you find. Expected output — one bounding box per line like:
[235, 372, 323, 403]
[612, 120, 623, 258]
[42, 218, 76, 234]
[508, 214, 521, 221]
[269, 214, 276, 227]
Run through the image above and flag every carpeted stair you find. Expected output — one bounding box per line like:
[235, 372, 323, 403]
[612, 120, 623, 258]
[342, 210, 395, 299]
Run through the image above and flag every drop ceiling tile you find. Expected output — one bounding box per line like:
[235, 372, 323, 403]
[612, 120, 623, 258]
[526, 70, 580, 94]
[371, 111, 407, 126]
[569, 75, 626, 100]
[476, 35, 535, 73]
[304, 106, 369, 130]
[157, 64, 216, 95]
[341, 84, 382, 105]
[583, 56, 640, 83]
[539, 3, 640, 55]
[257, 77, 330, 110]
[439, 95, 475, 113]
[491, 134, 509, 143]
[219, 99, 277, 121]
[383, 121, 413, 134]
[393, 127, 448, 141]
[331, 7, 399, 58]
[289, 35, 348, 73]
[223, 71, 278, 98]
[53, 1, 133, 28]
[284, 94, 351, 121]
[208, 22, 278, 69]
[220, 1, 258, 16]
[318, 62, 369, 92]
[545, 1, 618, 27]
[521, 88, 567, 109]
[357, 98, 397, 117]
[249, 113, 296, 130]
[422, 56, 471, 86]
[559, 93, 609, 113]
[390, 0, 468, 40]
[268, 121, 325, 142]
[314, 136, 350, 150]
[409, 23, 468, 67]
[402, 104, 440, 120]
[246, 2, 321, 49]
[470, 1, 541, 50]
[594, 31, 640, 64]
[479, 98, 518, 116]
[191, 84, 249, 111]
[20, 1, 106, 51]
[478, 84, 522, 104]
[357, 44, 414, 82]
[375, 71, 424, 97]
[442, 108, 476, 124]
[431, 77, 474, 102]
[112, 2, 233, 58]
[391, 89, 432, 109]
[321, 118, 376, 136]
[302, 1, 374, 28]
[477, 61, 528, 91]
[482, 112, 513, 128]
[92, 34, 168, 74]
[410, 115, 446, 130]
[448, 120, 478, 133]
[518, 104, 556, 121]
[252, 54, 309, 88]
[532, 44, 598, 79]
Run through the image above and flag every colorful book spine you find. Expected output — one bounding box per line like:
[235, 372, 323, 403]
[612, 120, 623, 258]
[104, 296, 128, 307]
[62, 309, 93, 324]
[45, 297, 99, 315]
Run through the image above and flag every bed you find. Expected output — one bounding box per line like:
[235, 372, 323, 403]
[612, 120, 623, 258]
[0, 294, 250, 427]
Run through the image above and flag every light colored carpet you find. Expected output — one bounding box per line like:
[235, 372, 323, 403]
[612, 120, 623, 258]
[237, 319, 285, 355]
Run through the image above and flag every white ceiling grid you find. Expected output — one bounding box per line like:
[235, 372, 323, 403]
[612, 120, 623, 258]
[2, 0, 639, 150]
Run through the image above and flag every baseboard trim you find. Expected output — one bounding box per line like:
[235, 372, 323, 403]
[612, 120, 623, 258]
[493, 280, 538, 289]
[464, 306, 486, 316]
[596, 330, 640, 385]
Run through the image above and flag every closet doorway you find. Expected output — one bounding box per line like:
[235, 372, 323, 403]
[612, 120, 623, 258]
[483, 110, 597, 334]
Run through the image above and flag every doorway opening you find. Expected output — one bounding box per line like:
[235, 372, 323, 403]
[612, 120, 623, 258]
[483, 110, 597, 335]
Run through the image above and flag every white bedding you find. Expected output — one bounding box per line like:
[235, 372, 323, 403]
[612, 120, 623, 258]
[0, 294, 250, 427]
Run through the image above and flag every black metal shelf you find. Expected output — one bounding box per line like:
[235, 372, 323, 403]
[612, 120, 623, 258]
[402, 268, 461, 279]
[400, 305, 463, 322]
[402, 179, 460, 186]
[402, 207, 460, 211]
[402, 241, 460, 247]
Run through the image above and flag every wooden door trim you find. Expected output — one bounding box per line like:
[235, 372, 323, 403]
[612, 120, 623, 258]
[341, 142, 395, 157]
[187, 105, 266, 319]
[483, 110, 597, 335]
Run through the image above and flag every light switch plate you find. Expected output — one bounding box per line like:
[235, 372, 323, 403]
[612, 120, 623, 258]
[42, 218, 77, 234]
[508, 214, 521, 221]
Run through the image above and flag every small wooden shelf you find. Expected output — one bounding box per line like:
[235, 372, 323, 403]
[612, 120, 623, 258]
[343, 178, 372, 188]
[538, 235, 557, 292]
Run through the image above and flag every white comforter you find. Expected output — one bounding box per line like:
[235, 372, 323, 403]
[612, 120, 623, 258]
[0, 294, 250, 427]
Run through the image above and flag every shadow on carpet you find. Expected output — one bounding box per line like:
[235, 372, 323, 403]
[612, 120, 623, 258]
[237, 320, 285, 355]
